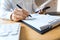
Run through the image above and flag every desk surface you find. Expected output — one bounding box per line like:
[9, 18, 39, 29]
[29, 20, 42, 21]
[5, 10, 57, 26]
[20, 23, 60, 40]
[0, 19, 60, 40]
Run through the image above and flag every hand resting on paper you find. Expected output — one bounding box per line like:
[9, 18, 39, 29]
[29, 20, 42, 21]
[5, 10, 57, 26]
[10, 8, 29, 21]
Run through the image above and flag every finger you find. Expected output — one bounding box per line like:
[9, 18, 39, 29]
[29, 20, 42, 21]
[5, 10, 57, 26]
[15, 8, 22, 12]
[22, 14, 28, 18]
[14, 8, 23, 13]
[14, 15, 25, 20]
[14, 12, 23, 16]
[13, 15, 20, 21]
[14, 10, 23, 15]
[16, 9, 29, 17]
[14, 14, 22, 18]
[14, 16, 23, 21]
[22, 9, 29, 15]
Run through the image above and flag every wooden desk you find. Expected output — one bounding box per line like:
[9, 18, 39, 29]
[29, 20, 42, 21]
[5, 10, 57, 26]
[20, 23, 60, 40]
[0, 19, 60, 40]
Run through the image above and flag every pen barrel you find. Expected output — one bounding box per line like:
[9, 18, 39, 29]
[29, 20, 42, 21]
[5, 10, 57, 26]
[42, 6, 50, 11]
[17, 4, 32, 17]
[16, 4, 22, 9]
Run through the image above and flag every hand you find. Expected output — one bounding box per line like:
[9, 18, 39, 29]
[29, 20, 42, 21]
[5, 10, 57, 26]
[11, 8, 29, 21]
[39, 6, 50, 14]
[38, 10, 46, 14]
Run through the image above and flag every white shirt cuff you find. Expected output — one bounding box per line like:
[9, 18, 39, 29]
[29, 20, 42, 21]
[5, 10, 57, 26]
[0, 11, 12, 20]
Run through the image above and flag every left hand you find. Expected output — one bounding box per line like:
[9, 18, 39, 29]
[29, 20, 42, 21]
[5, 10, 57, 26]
[38, 10, 46, 14]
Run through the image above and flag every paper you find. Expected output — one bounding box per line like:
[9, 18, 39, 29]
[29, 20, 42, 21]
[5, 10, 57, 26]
[23, 14, 60, 31]
[0, 23, 20, 37]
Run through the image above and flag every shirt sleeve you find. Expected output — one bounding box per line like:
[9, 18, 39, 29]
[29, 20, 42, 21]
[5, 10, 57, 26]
[0, 0, 13, 20]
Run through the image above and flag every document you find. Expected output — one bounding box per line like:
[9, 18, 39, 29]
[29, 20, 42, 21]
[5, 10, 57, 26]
[22, 14, 60, 33]
[0, 23, 20, 37]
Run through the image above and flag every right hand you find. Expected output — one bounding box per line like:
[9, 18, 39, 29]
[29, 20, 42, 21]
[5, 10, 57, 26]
[11, 8, 29, 21]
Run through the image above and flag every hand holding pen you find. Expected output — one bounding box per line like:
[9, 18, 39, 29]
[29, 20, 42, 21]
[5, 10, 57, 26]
[10, 4, 30, 21]
[16, 4, 32, 17]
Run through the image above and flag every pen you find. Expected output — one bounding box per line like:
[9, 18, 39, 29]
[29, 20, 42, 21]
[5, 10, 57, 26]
[35, 6, 50, 13]
[43, 6, 50, 11]
[16, 4, 32, 17]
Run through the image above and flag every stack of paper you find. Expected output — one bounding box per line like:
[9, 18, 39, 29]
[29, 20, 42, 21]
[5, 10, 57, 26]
[0, 23, 20, 40]
[22, 14, 60, 33]
[0, 23, 20, 36]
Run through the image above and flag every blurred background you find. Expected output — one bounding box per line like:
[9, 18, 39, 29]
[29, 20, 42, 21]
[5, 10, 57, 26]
[0, 0, 58, 12]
